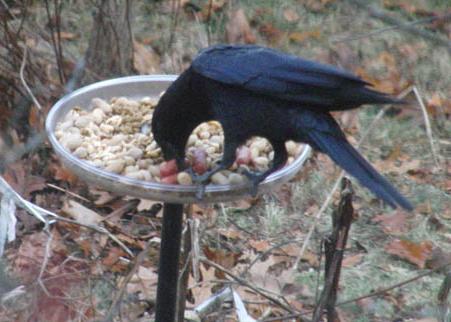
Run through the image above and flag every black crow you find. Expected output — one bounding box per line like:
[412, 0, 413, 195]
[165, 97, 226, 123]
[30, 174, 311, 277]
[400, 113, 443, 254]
[151, 44, 413, 210]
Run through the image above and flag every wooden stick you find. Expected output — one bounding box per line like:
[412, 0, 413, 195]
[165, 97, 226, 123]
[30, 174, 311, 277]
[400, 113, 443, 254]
[312, 178, 354, 321]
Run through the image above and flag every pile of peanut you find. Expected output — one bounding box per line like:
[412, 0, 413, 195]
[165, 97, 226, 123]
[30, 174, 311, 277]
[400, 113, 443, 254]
[55, 96, 302, 185]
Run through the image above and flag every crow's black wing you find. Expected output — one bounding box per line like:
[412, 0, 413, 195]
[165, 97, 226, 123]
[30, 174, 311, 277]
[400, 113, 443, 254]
[192, 44, 398, 110]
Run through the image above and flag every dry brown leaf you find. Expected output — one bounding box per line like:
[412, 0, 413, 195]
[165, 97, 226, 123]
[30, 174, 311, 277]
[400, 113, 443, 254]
[290, 249, 319, 267]
[14, 231, 50, 282]
[258, 22, 283, 44]
[200, 0, 227, 19]
[28, 104, 42, 130]
[62, 200, 104, 226]
[385, 239, 433, 268]
[136, 199, 160, 212]
[277, 243, 300, 257]
[426, 92, 449, 118]
[373, 158, 421, 176]
[372, 211, 409, 235]
[249, 257, 281, 293]
[102, 229, 145, 250]
[218, 228, 242, 240]
[49, 162, 79, 185]
[273, 183, 293, 206]
[90, 188, 116, 206]
[249, 239, 270, 252]
[425, 247, 451, 270]
[288, 29, 321, 43]
[342, 253, 364, 268]
[229, 197, 255, 210]
[188, 264, 216, 305]
[283, 8, 299, 22]
[127, 265, 158, 300]
[133, 41, 160, 74]
[29, 252, 87, 322]
[354, 66, 399, 94]
[3, 161, 46, 197]
[226, 8, 256, 44]
[328, 43, 360, 73]
[203, 247, 240, 277]
[102, 247, 129, 272]
[303, 0, 336, 12]
[77, 238, 94, 257]
[56, 31, 78, 40]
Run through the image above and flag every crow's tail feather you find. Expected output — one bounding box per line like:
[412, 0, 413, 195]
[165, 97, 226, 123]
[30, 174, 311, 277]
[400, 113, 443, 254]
[307, 131, 413, 210]
[339, 87, 406, 109]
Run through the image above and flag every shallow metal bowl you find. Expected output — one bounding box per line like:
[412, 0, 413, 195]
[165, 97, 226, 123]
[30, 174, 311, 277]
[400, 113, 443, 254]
[45, 75, 312, 203]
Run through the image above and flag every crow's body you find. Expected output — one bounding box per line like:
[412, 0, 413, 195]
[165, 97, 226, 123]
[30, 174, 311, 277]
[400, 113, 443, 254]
[152, 45, 413, 210]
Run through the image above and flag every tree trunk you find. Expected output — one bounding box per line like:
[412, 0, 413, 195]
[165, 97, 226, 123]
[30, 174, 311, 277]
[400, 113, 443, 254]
[79, 0, 134, 85]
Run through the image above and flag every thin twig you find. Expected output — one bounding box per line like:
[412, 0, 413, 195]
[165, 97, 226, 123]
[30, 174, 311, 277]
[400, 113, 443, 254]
[205, 0, 213, 46]
[190, 218, 201, 282]
[19, 45, 42, 111]
[346, 0, 451, 52]
[37, 232, 53, 297]
[0, 175, 134, 257]
[412, 86, 441, 168]
[44, 0, 65, 84]
[265, 259, 451, 321]
[337, 259, 451, 306]
[331, 14, 451, 44]
[292, 86, 413, 270]
[200, 257, 295, 314]
[245, 239, 303, 275]
[176, 205, 193, 322]
[46, 183, 90, 202]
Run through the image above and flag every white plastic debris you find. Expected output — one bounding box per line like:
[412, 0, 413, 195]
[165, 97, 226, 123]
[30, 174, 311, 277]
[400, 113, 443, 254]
[0, 195, 17, 256]
[232, 289, 257, 322]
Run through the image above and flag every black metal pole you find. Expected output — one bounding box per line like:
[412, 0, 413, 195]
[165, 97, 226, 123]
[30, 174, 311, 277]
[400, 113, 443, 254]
[155, 203, 184, 322]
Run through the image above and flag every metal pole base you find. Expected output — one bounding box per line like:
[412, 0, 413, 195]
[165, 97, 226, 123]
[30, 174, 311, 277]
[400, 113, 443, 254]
[155, 203, 184, 322]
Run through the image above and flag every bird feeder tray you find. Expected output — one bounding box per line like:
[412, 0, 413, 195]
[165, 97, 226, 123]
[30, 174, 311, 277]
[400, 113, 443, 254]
[46, 75, 312, 203]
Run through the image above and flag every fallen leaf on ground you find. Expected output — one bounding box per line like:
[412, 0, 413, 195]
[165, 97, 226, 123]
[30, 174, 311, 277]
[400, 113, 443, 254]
[62, 200, 104, 226]
[127, 265, 158, 300]
[3, 161, 46, 197]
[102, 247, 129, 272]
[294, 249, 319, 267]
[248, 257, 281, 293]
[188, 264, 216, 305]
[249, 239, 270, 252]
[372, 211, 409, 235]
[304, 0, 336, 12]
[48, 162, 79, 185]
[288, 29, 321, 43]
[226, 8, 256, 44]
[385, 239, 433, 268]
[57, 31, 78, 40]
[91, 188, 116, 206]
[283, 8, 299, 22]
[425, 247, 451, 270]
[218, 228, 242, 240]
[258, 22, 283, 44]
[203, 247, 241, 278]
[342, 253, 364, 267]
[134, 41, 160, 74]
